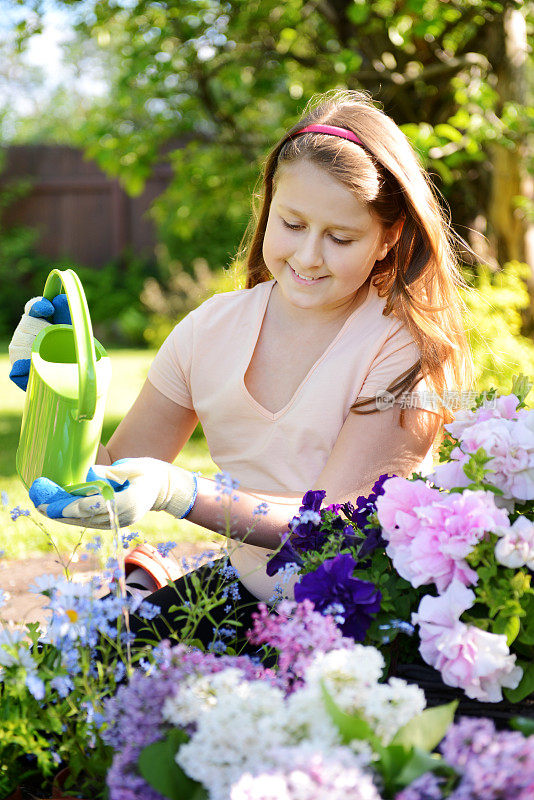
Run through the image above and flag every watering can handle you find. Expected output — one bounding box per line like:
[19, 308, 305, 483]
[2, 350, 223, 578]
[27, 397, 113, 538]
[42, 268, 98, 421]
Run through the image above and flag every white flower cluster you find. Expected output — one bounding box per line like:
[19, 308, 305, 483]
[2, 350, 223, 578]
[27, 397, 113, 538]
[164, 668, 290, 800]
[163, 645, 426, 800]
[289, 647, 425, 745]
[230, 744, 381, 800]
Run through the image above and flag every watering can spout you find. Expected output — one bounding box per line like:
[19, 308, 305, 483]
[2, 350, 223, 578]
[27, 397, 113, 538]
[16, 269, 112, 496]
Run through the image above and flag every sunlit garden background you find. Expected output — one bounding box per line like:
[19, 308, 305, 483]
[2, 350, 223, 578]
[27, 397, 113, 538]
[0, 2, 533, 551]
[1, 3, 534, 799]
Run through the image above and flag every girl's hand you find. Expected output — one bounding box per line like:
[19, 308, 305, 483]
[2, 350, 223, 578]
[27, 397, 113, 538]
[28, 457, 198, 529]
[9, 295, 71, 390]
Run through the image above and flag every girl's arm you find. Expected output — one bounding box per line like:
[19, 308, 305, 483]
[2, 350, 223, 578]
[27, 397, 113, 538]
[95, 380, 439, 549]
[187, 403, 440, 548]
[97, 379, 199, 466]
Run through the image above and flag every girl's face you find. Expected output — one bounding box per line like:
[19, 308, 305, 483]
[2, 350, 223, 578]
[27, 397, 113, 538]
[263, 160, 395, 318]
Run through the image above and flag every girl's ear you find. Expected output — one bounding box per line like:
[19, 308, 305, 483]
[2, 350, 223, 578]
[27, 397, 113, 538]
[388, 217, 405, 248]
[380, 217, 405, 259]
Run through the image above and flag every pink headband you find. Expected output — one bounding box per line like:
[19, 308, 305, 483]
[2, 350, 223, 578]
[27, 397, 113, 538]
[289, 123, 365, 147]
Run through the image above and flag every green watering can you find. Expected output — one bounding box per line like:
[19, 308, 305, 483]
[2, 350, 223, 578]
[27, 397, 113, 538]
[16, 268, 112, 498]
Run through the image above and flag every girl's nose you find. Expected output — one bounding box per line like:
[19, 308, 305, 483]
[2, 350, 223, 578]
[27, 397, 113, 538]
[294, 232, 324, 270]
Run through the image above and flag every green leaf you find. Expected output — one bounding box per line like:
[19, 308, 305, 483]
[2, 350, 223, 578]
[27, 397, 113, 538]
[396, 747, 444, 788]
[138, 728, 205, 800]
[493, 613, 521, 646]
[504, 661, 534, 703]
[320, 681, 381, 749]
[347, 3, 370, 24]
[435, 123, 463, 142]
[377, 744, 412, 788]
[391, 701, 458, 752]
[519, 598, 534, 644]
[510, 716, 534, 736]
[510, 374, 533, 406]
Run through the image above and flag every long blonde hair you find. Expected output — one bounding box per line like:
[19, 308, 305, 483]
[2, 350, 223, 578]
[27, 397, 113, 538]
[237, 90, 474, 420]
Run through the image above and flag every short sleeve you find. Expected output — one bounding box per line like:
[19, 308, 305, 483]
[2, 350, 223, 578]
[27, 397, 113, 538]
[359, 323, 440, 414]
[147, 313, 195, 409]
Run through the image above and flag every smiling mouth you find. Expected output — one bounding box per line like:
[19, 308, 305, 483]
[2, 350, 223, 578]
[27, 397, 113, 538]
[289, 265, 326, 282]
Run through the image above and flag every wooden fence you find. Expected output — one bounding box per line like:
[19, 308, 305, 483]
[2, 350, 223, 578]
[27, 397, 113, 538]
[1, 145, 174, 268]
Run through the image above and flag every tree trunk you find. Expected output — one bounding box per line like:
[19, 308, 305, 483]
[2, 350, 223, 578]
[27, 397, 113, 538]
[487, 6, 533, 273]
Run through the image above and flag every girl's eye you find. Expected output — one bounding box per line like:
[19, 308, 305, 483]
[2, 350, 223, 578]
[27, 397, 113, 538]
[282, 219, 302, 231]
[330, 235, 352, 246]
[281, 218, 352, 245]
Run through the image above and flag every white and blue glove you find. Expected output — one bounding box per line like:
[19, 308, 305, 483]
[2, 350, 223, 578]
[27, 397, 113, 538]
[28, 458, 198, 530]
[9, 294, 71, 390]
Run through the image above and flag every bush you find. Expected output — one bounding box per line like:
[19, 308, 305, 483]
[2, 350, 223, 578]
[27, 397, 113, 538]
[0, 175, 52, 339]
[141, 249, 236, 348]
[74, 254, 159, 347]
[463, 260, 534, 390]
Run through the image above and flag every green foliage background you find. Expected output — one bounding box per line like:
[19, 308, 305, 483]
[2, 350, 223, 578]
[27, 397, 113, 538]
[1, 0, 533, 385]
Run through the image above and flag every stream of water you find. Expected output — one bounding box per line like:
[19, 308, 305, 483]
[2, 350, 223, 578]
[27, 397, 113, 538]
[104, 494, 131, 668]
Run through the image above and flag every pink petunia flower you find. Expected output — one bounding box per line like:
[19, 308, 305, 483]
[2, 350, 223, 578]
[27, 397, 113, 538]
[445, 393, 522, 441]
[377, 481, 509, 592]
[373, 478, 436, 543]
[494, 515, 534, 570]
[436, 414, 534, 502]
[412, 582, 523, 702]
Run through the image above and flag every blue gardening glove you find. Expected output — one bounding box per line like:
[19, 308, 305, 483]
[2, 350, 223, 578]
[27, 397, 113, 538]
[9, 294, 71, 390]
[29, 458, 198, 530]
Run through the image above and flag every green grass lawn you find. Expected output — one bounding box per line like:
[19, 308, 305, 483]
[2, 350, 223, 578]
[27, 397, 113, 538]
[0, 348, 221, 560]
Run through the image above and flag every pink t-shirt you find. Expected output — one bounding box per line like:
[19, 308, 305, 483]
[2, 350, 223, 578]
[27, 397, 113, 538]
[148, 279, 434, 601]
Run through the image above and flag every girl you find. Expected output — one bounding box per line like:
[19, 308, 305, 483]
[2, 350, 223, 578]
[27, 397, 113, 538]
[12, 90, 473, 647]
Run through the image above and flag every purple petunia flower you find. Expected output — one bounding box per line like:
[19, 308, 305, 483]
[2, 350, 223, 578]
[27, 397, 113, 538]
[267, 490, 327, 575]
[266, 538, 303, 577]
[294, 553, 381, 641]
[301, 490, 326, 513]
[343, 474, 392, 559]
[357, 527, 387, 561]
[343, 473, 392, 529]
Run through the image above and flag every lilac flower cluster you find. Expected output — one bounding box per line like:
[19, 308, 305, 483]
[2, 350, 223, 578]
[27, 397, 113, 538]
[441, 717, 534, 800]
[103, 643, 275, 800]
[246, 599, 350, 691]
[397, 717, 534, 800]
